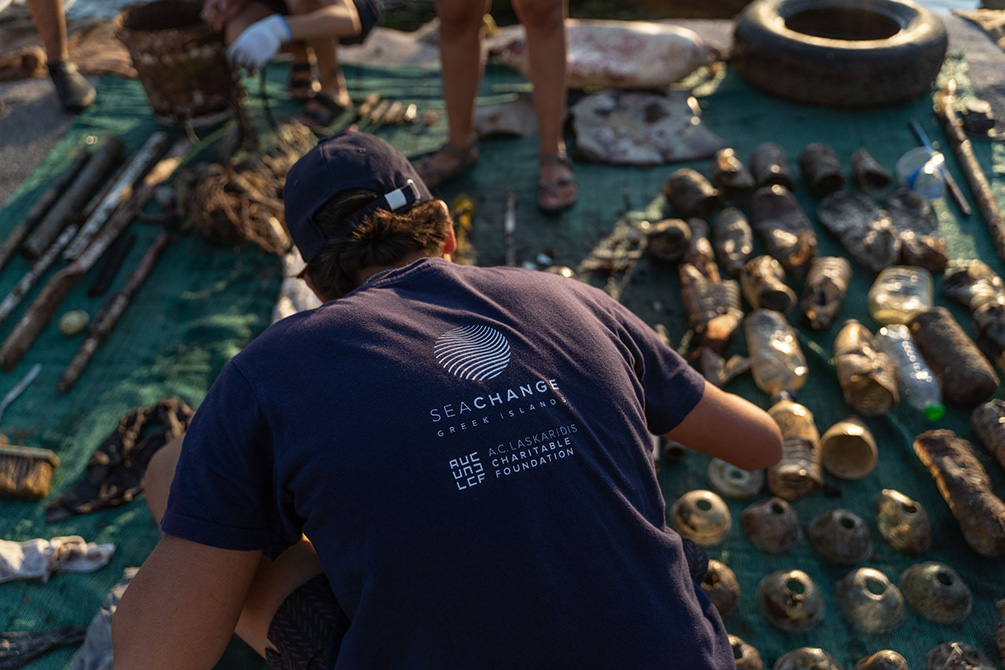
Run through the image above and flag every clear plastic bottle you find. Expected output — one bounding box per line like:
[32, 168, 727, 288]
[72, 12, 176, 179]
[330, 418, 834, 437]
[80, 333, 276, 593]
[867, 266, 934, 325]
[895, 147, 946, 201]
[767, 392, 823, 500]
[744, 309, 808, 396]
[874, 324, 945, 421]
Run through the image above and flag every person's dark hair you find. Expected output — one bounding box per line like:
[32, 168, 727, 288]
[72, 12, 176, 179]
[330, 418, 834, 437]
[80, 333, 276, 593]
[299, 189, 452, 299]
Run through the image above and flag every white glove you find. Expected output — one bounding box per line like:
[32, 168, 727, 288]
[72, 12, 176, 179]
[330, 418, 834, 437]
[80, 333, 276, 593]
[226, 14, 292, 69]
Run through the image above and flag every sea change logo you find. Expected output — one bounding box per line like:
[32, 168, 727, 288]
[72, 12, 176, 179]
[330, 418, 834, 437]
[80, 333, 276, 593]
[434, 324, 510, 381]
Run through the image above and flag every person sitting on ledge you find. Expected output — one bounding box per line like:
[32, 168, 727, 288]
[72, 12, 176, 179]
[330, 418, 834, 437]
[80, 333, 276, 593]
[201, 0, 382, 131]
[112, 131, 782, 670]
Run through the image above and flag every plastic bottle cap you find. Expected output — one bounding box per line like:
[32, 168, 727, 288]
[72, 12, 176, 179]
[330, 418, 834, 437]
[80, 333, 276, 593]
[924, 403, 946, 421]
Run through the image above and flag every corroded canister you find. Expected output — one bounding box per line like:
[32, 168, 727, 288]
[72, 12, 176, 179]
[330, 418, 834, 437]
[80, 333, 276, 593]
[712, 207, 754, 276]
[707, 457, 764, 500]
[749, 141, 794, 190]
[740, 497, 802, 552]
[908, 307, 1000, 406]
[741, 255, 797, 313]
[855, 650, 909, 670]
[710, 147, 756, 204]
[669, 489, 732, 546]
[799, 142, 846, 199]
[757, 569, 823, 631]
[835, 567, 906, 634]
[819, 415, 878, 480]
[801, 256, 851, 330]
[728, 634, 763, 670]
[663, 168, 720, 219]
[873, 488, 931, 554]
[851, 148, 894, 193]
[833, 319, 899, 417]
[700, 559, 740, 619]
[766, 394, 823, 501]
[900, 561, 972, 624]
[807, 508, 872, 566]
[925, 641, 995, 670]
[774, 648, 840, 670]
[647, 218, 691, 264]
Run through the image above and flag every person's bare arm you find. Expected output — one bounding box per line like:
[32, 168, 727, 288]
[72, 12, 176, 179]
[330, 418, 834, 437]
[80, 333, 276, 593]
[283, 0, 360, 41]
[665, 380, 783, 471]
[112, 534, 262, 670]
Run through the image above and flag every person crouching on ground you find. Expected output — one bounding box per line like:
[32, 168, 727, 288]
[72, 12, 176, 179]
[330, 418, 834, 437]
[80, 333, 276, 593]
[112, 131, 782, 670]
[201, 0, 382, 131]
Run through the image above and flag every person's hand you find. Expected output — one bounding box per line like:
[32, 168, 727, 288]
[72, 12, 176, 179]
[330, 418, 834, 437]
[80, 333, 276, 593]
[201, 0, 246, 32]
[226, 15, 293, 70]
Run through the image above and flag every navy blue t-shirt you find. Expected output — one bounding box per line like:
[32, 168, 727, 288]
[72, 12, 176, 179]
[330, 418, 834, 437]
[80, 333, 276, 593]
[162, 258, 732, 669]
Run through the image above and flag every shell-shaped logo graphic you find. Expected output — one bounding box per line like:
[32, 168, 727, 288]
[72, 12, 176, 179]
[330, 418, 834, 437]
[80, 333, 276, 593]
[434, 324, 511, 381]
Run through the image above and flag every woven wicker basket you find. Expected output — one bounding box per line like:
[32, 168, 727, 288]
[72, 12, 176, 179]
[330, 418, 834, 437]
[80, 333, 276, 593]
[115, 0, 233, 128]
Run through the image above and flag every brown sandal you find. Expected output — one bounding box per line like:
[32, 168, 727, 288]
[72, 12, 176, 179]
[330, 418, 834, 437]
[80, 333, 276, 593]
[414, 142, 479, 190]
[289, 62, 318, 102]
[538, 153, 578, 213]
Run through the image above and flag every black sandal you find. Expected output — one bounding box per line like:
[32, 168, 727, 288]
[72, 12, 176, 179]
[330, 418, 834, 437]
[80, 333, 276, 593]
[289, 61, 317, 102]
[294, 93, 352, 132]
[48, 60, 95, 113]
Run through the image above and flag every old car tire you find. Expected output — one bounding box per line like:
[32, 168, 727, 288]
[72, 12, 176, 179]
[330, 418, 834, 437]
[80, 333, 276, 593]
[732, 0, 948, 107]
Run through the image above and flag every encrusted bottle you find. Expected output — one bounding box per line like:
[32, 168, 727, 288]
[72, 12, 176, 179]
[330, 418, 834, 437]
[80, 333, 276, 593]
[868, 265, 934, 325]
[874, 324, 945, 421]
[766, 392, 823, 500]
[744, 309, 808, 396]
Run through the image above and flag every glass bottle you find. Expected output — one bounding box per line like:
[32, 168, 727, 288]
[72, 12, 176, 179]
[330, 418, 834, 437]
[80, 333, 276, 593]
[744, 309, 808, 396]
[767, 392, 823, 500]
[874, 324, 945, 421]
[867, 266, 934, 325]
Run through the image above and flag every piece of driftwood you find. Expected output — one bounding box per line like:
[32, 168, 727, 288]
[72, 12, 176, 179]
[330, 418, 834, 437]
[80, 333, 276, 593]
[712, 207, 753, 276]
[0, 148, 90, 273]
[0, 138, 192, 372]
[749, 184, 817, 275]
[59, 234, 171, 393]
[833, 319, 898, 417]
[816, 190, 900, 272]
[908, 306, 999, 406]
[63, 132, 170, 262]
[798, 143, 845, 199]
[885, 187, 949, 272]
[0, 222, 80, 327]
[801, 256, 851, 330]
[740, 254, 795, 314]
[936, 80, 1005, 263]
[749, 142, 793, 190]
[20, 136, 123, 261]
[913, 429, 1005, 557]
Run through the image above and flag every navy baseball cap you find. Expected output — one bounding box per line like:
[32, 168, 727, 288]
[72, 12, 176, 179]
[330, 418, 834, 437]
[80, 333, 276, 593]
[284, 131, 434, 263]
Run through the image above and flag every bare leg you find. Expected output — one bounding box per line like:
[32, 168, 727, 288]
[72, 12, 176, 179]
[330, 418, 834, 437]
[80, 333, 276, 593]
[512, 0, 576, 211]
[24, 0, 68, 62]
[144, 437, 324, 658]
[287, 0, 359, 129]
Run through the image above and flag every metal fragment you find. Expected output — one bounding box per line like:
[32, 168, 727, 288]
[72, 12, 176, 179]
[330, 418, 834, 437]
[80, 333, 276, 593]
[925, 642, 994, 670]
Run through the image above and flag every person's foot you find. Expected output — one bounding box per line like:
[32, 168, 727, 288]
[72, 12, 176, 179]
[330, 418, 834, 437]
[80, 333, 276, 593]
[47, 60, 95, 113]
[293, 92, 352, 132]
[289, 61, 319, 102]
[538, 152, 578, 213]
[414, 142, 479, 190]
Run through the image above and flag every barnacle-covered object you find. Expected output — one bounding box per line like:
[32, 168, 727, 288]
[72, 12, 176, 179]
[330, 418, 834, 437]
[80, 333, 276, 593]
[766, 394, 823, 501]
[819, 415, 877, 480]
[801, 256, 851, 330]
[972, 299, 1005, 372]
[741, 497, 802, 552]
[741, 255, 796, 313]
[749, 141, 793, 190]
[680, 264, 743, 352]
[712, 207, 754, 276]
[913, 429, 1005, 557]
[886, 187, 950, 272]
[798, 142, 845, 199]
[707, 457, 763, 499]
[684, 217, 717, 273]
[669, 489, 731, 546]
[808, 508, 872, 566]
[700, 559, 740, 619]
[833, 319, 899, 417]
[942, 259, 1005, 311]
[816, 190, 899, 272]
[647, 218, 691, 264]
[970, 399, 1005, 471]
[663, 168, 720, 219]
[774, 648, 840, 670]
[851, 148, 894, 194]
[750, 185, 817, 275]
[835, 567, 906, 634]
[757, 570, 823, 631]
[925, 641, 994, 670]
[901, 561, 972, 624]
[729, 635, 764, 670]
[873, 488, 931, 554]
[855, 650, 909, 670]
[710, 147, 756, 204]
[909, 308, 1000, 407]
